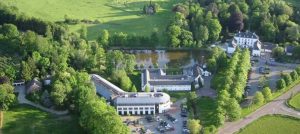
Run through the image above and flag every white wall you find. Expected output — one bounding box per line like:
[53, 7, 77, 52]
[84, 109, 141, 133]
[151, 85, 191, 91]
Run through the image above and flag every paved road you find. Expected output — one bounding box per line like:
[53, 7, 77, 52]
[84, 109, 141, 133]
[15, 86, 68, 115]
[218, 83, 300, 134]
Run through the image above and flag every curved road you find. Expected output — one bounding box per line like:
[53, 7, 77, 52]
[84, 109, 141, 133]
[218, 84, 300, 134]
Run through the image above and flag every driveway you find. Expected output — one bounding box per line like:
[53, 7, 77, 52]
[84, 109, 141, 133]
[248, 56, 297, 96]
[14, 86, 68, 115]
[218, 83, 300, 134]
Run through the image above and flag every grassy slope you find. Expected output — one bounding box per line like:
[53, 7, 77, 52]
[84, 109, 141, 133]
[238, 115, 300, 134]
[2, 105, 83, 134]
[2, 0, 182, 40]
[289, 93, 300, 110]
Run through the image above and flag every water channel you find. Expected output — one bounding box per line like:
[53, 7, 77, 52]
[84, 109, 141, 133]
[124, 50, 209, 69]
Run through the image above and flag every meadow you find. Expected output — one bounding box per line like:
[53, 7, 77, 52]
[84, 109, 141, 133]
[2, 0, 183, 40]
[2, 105, 83, 134]
[238, 115, 300, 134]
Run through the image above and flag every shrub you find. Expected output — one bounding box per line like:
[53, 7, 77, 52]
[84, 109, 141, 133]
[253, 91, 264, 105]
[283, 74, 293, 86]
[262, 87, 272, 102]
[290, 71, 299, 81]
[276, 79, 286, 90]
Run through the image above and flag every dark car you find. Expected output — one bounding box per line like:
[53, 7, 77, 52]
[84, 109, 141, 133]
[146, 115, 154, 122]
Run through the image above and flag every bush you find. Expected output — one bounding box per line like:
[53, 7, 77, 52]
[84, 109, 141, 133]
[253, 91, 264, 105]
[276, 79, 286, 90]
[203, 125, 216, 134]
[290, 71, 299, 81]
[283, 74, 293, 86]
[262, 87, 272, 102]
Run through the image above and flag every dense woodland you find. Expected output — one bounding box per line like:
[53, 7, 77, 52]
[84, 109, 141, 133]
[1, 0, 300, 133]
[0, 2, 134, 133]
[95, 0, 300, 51]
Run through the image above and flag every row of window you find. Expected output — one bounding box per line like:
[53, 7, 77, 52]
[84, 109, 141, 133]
[117, 107, 155, 111]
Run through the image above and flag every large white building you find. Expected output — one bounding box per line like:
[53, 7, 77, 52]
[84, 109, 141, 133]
[141, 66, 203, 92]
[91, 74, 171, 115]
[227, 31, 262, 56]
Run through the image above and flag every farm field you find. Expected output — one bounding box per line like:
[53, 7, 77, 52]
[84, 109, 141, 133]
[289, 92, 300, 110]
[238, 115, 300, 134]
[2, 105, 83, 134]
[2, 0, 183, 40]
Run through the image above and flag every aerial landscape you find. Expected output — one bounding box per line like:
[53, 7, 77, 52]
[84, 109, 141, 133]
[0, 0, 300, 134]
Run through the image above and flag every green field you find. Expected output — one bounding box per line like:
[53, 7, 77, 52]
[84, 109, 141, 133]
[2, 105, 83, 134]
[238, 115, 300, 134]
[195, 97, 217, 126]
[289, 92, 300, 110]
[2, 0, 182, 40]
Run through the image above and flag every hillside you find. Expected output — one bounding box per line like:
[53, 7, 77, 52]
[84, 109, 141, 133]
[2, 0, 182, 40]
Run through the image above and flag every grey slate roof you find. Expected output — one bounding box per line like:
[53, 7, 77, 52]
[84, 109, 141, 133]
[235, 31, 258, 39]
[91, 74, 170, 105]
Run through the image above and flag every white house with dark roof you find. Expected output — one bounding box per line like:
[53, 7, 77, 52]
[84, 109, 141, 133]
[91, 74, 171, 115]
[227, 31, 262, 56]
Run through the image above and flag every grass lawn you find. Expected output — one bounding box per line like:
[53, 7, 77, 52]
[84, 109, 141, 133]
[195, 97, 217, 126]
[165, 91, 187, 102]
[2, 0, 183, 40]
[2, 105, 83, 134]
[238, 115, 300, 134]
[288, 92, 300, 110]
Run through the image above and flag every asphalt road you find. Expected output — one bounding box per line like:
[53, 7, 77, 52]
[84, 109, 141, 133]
[218, 83, 300, 134]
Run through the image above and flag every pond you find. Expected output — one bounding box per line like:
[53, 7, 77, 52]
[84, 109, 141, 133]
[124, 50, 209, 69]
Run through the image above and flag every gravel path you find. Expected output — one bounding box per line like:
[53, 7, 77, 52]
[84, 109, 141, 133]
[15, 86, 68, 115]
[218, 83, 300, 134]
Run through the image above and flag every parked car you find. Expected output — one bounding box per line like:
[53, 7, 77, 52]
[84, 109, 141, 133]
[146, 115, 154, 122]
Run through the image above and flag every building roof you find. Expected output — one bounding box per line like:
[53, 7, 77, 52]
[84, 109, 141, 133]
[149, 80, 191, 86]
[235, 31, 259, 39]
[114, 92, 170, 105]
[26, 78, 42, 94]
[262, 42, 277, 51]
[91, 74, 170, 105]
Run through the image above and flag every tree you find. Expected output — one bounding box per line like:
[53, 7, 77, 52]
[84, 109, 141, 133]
[98, 29, 109, 47]
[0, 84, 15, 110]
[207, 19, 222, 41]
[272, 47, 285, 61]
[145, 85, 150, 92]
[21, 61, 33, 82]
[260, 21, 277, 41]
[262, 87, 272, 102]
[196, 25, 209, 43]
[131, 85, 137, 92]
[0, 24, 19, 38]
[276, 78, 286, 90]
[290, 71, 299, 81]
[79, 25, 87, 40]
[187, 119, 201, 134]
[253, 91, 264, 105]
[51, 80, 72, 107]
[120, 75, 132, 92]
[226, 98, 241, 121]
[228, 12, 244, 32]
[283, 74, 292, 86]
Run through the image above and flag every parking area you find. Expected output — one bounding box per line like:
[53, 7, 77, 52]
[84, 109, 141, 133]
[247, 54, 298, 96]
[121, 99, 188, 134]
